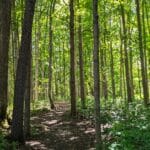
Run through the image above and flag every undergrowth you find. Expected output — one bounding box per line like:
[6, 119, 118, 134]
[0, 132, 18, 150]
[77, 98, 150, 150]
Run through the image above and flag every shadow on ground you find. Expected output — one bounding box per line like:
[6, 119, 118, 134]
[25, 103, 96, 150]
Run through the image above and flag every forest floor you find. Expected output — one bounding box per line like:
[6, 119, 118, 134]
[23, 102, 96, 150]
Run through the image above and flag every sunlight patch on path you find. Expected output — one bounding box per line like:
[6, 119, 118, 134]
[26, 140, 48, 150]
[28, 102, 96, 150]
[69, 136, 79, 141]
[84, 128, 95, 134]
[42, 119, 58, 125]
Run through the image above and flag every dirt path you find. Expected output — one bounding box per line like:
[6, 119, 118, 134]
[25, 102, 96, 150]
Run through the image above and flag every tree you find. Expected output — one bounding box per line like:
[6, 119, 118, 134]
[34, 15, 40, 102]
[11, 0, 36, 142]
[120, 4, 133, 103]
[69, 0, 76, 116]
[110, 41, 116, 101]
[24, 48, 32, 138]
[11, 0, 20, 81]
[48, 0, 56, 109]
[100, 1, 108, 101]
[78, 0, 86, 109]
[0, 0, 11, 121]
[135, 0, 149, 105]
[93, 0, 102, 148]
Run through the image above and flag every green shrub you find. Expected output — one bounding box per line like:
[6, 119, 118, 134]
[0, 133, 18, 150]
[108, 102, 150, 150]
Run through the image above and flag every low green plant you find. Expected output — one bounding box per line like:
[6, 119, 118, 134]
[108, 102, 150, 150]
[78, 99, 150, 149]
[0, 132, 18, 150]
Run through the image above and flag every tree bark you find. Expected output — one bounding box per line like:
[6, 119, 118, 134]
[135, 0, 149, 105]
[110, 41, 116, 101]
[69, 0, 76, 117]
[0, 0, 11, 121]
[34, 26, 39, 101]
[11, 0, 36, 143]
[24, 48, 32, 139]
[101, 3, 108, 101]
[78, 0, 85, 109]
[11, 0, 19, 81]
[93, 0, 102, 148]
[121, 4, 133, 103]
[48, 0, 56, 109]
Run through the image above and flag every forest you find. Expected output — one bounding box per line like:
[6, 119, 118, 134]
[0, 0, 150, 149]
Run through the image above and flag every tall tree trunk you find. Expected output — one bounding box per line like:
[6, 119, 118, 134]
[120, 17, 127, 102]
[110, 41, 116, 101]
[144, 1, 150, 74]
[119, 24, 123, 99]
[24, 47, 32, 139]
[0, 0, 11, 121]
[93, 0, 102, 148]
[63, 42, 66, 99]
[121, 4, 133, 103]
[34, 18, 40, 101]
[11, 0, 36, 143]
[69, 0, 76, 116]
[135, 0, 149, 105]
[11, 0, 19, 81]
[48, 0, 56, 109]
[102, 3, 108, 101]
[78, 0, 85, 109]
[142, 0, 149, 101]
[137, 61, 142, 98]
[127, 5, 135, 100]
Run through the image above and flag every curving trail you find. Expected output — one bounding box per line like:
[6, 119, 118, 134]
[25, 102, 96, 150]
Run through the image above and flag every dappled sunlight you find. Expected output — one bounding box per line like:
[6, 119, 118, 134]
[26, 140, 48, 150]
[55, 111, 64, 115]
[31, 116, 39, 120]
[59, 121, 72, 125]
[42, 119, 58, 126]
[43, 113, 55, 118]
[76, 120, 91, 126]
[84, 128, 95, 134]
[26, 140, 42, 146]
[57, 129, 72, 137]
[41, 125, 50, 132]
[69, 136, 79, 141]
[28, 103, 96, 149]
